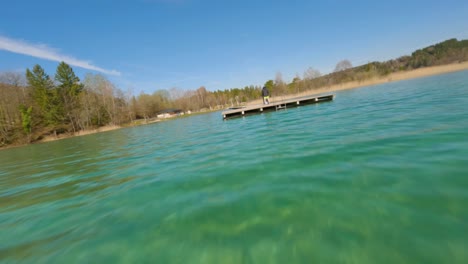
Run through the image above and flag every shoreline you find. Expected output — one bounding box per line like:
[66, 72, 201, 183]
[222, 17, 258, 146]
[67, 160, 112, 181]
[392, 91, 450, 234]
[38, 125, 123, 143]
[2, 62, 468, 150]
[248, 61, 468, 105]
[0, 125, 125, 151]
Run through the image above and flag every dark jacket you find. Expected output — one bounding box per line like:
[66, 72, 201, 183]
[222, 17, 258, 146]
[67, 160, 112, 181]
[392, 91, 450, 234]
[262, 87, 269, 97]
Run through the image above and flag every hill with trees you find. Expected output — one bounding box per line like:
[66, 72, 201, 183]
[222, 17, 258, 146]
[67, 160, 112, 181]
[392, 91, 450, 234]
[1, 38, 467, 148]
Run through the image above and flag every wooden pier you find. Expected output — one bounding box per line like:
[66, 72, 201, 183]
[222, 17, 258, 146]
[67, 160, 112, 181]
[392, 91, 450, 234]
[222, 94, 334, 119]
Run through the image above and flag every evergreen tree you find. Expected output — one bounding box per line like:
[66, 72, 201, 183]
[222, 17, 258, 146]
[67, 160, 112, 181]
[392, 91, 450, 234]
[19, 105, 32, 135]
[55, 62, 84, 131]
[25, 64, 59, 126]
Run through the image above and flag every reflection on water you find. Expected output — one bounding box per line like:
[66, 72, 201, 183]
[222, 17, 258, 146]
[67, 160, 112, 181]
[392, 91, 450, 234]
[1, 71, 468, 263]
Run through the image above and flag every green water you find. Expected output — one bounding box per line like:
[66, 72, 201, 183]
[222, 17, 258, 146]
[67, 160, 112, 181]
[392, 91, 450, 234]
[1, 71, 468, 263]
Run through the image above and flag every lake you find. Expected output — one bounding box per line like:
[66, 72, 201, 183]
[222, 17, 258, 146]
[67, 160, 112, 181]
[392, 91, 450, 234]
[1, 71, 467, 263]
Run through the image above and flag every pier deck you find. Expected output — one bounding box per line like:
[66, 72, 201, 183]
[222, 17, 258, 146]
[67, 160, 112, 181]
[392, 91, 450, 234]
[222, 94, 334, 119]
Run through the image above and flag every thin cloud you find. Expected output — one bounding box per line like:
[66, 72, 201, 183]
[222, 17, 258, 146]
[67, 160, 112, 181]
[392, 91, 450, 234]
[0, 35, 121, 76]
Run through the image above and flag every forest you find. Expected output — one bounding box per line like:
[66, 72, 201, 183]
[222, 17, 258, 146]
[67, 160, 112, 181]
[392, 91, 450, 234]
[1, 38, 467, 147]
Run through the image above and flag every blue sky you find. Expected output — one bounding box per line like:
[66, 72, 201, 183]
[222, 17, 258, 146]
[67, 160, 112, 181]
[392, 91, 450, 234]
[1, 0, 467, 94]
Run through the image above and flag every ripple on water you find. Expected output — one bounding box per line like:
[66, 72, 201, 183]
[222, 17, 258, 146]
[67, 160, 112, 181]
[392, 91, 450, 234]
[1, 71, 468, 263]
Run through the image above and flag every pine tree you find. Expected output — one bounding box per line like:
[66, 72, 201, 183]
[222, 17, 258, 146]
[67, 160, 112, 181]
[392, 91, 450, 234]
[55, 62, 84, 132]
[25, 64, 60, 127]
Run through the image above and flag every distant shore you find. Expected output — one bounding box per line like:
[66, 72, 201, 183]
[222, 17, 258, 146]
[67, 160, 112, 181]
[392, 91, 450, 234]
[248, 61, 468, 105]
[2, 61, 467, 150]
[41, 61, 468, 142]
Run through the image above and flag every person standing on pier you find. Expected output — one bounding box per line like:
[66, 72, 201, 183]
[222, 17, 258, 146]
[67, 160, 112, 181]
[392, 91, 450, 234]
[262, 86, 270, 105]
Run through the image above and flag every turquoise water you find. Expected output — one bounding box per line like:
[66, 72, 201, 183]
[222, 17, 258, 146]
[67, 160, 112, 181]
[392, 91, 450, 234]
[1, 71, 468, 263]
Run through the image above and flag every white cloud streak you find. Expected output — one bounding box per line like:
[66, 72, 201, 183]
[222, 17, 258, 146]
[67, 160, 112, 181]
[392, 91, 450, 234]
[0, 36, 121, 76]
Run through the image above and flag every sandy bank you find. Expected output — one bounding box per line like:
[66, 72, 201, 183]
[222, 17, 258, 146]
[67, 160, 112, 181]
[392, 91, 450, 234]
[39, 125, 122, 143]
[0, 125, 124, 150]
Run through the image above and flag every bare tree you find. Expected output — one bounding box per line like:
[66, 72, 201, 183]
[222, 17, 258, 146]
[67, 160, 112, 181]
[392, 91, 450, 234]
[334, 60, 353, 72]
[82, 73, 126, 127]
[169, 87, 184, 101]
[0, 72, 26, 86]
[196, 86, 208, 109]
[303, 67, 321, 80]
[0, 72, 27, 100]
[0, 83, 24, 145]
[274, 72, 287, 95]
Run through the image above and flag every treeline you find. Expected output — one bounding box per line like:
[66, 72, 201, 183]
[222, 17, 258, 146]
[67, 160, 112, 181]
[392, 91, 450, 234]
[1, 63, 132, 145]
[0, 63, 263, 146]
[269, 38, 468, 95]
[1, 38, 467, 147]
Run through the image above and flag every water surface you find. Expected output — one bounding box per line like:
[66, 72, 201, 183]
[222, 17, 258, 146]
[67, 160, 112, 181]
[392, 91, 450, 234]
[1, 71, 468, 263]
